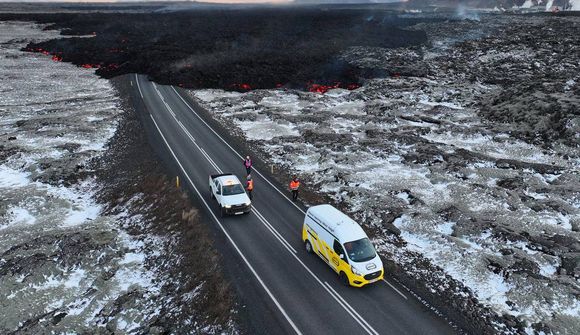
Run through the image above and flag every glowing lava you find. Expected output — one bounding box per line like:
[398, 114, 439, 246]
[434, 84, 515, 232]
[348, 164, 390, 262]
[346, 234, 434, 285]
[308, 82, 360, 94]
[232, 83, 252, 91]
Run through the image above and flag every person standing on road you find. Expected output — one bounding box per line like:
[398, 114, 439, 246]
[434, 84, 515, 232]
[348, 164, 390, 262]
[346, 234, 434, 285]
[289, 175, 300, 201]
[244, 156, 252, 175]
[246, 175, 254, 200]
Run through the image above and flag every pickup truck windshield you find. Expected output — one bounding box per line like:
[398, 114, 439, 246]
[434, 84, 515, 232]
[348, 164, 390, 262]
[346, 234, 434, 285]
[222, 184, 245, 196]
[344, 238, 376, 263]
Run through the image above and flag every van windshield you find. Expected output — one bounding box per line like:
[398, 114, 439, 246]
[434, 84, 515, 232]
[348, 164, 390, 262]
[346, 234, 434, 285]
[343, 238, 376, 263]
[223, 184, 245, 196]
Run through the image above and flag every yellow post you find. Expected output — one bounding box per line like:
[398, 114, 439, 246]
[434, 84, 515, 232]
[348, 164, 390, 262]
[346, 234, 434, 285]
[176, 176, 180, 188]
[271, 165, 274, 174]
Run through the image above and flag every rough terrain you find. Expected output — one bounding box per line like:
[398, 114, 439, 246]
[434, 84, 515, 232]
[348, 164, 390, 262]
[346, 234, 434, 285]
[0, 21, 238, 334]
[1, 5, 578, 334]
[186, 13, 579, 335]
[1, 7, 431, 91]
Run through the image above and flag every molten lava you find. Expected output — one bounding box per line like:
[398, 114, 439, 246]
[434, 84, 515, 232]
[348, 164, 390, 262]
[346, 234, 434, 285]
[307, 82, 360, 94]
[232, 83, 252, 91]
[81, 64, 100, 69]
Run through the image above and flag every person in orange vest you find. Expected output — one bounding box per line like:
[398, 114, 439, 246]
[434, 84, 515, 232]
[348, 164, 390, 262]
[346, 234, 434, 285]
[289, 175, 300, 201]
[246, 174, 254, 200]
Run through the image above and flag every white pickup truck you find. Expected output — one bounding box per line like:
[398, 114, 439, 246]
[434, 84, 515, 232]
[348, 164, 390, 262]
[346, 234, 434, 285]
[209, 173, 252, 217]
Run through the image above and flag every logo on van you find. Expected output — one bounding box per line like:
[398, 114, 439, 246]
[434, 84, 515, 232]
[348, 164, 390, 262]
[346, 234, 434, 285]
[366, 263, 376, 270]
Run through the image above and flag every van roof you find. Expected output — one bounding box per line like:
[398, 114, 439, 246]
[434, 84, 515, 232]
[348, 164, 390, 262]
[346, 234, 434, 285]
[307, 204, 367, 242]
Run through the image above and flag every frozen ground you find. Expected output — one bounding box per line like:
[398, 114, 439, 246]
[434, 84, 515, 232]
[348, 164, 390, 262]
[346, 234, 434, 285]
[188, 14, 580, 334]
[0, 21, 158, 333]
[0, 22, 235, 334]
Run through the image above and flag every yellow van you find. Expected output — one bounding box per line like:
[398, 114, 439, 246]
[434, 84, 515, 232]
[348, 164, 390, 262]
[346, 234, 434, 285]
[302, 204, 384, 287]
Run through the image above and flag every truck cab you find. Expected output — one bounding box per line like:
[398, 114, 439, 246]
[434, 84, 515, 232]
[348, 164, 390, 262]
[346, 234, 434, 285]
[209, 173, 251, 217]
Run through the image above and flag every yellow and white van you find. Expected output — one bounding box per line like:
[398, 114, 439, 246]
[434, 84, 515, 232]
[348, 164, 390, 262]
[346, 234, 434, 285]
[302, 204, 384, 287]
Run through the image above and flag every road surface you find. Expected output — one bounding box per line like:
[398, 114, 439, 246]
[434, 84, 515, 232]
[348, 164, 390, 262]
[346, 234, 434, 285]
[130, 74, 457, 335]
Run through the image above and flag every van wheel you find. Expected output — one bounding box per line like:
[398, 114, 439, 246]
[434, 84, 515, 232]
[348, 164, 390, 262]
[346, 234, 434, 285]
[210, 189, 215, 200]
[220, 206, 226, 218]
[305, 240, 313, 254]
[339, 272, 350, 287]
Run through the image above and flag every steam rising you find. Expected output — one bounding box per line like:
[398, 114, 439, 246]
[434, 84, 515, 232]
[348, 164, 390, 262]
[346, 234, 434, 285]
[456, 3, 480, 21]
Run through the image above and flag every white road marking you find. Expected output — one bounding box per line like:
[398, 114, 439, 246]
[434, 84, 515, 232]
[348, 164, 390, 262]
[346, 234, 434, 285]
[382, 279, 408, 300]
[135, 74, 143, 98]
[324, 282, 380, 335]
[170, 86, 305, 214]
[199, 147, 221, 173]
[148, 113, 302, 335]
[142, 78, 380, 335]
[153, 83, 176, 118]
[168, 85, 411, 303]
[252, 209, 297, 254]
[155, 87, 223, 174]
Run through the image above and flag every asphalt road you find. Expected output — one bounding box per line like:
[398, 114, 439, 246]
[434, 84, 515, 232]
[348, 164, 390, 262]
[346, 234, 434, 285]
[130, 74, 457, 335]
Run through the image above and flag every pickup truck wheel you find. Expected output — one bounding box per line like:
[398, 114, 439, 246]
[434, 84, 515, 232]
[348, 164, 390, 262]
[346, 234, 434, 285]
[339, 272, 350, 287]
[305, 240, 313, 254]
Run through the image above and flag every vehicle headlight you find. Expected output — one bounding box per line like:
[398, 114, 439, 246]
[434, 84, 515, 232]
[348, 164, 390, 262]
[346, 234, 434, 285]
[224, 205, 232, 209]
[351, 266, 363, 276]
[245, 201, 251, 206]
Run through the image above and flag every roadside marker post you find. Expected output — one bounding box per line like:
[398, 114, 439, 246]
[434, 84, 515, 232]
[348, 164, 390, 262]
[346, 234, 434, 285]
[176, 176, 180, 188]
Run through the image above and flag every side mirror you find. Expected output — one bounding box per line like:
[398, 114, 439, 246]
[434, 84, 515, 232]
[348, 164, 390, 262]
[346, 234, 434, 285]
[217, 189, 221, 195]
[339, 254, 345, 260]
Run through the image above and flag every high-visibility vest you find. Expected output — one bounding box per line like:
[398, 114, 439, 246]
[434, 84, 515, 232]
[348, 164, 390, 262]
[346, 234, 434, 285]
[247, 180, 254, 191]
[290, 180, 300, 190]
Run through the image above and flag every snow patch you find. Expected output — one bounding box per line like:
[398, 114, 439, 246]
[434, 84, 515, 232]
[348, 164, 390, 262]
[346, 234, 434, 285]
[4, 207, 37, 227]
[0, 165, 30, 188]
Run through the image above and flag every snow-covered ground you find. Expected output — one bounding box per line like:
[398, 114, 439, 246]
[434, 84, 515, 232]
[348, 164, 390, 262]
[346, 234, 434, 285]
[0, 22, 182, 333]
[187, 15, 580, 334]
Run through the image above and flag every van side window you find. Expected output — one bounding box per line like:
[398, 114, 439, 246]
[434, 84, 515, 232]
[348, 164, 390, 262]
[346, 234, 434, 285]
[333, 240, 346, 262]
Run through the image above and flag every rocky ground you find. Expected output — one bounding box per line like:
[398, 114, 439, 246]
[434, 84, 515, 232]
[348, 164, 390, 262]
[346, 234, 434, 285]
[0, 7, 431, 91]
[2, 5, 578, 334]
[0, 22, 238, 334]
[185, 13, 579, 335]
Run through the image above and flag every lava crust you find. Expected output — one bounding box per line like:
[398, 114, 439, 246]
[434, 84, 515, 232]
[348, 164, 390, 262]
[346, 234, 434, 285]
[1, 8, 433, 91]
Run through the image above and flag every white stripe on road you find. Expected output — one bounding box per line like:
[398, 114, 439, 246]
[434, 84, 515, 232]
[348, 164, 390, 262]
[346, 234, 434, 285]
[252, 209, 298, 254]
[149, 113, 302, 335]
[382, 279, 408, 300]
[324, 282, 380, 335]
[152, 79, 299, 257]
[168, 84, 414, 304]
[139, 76, 382, 335]
[170, 86, 306, 214]
[157, 89, 223, 174]
[135, 74, 143, 98]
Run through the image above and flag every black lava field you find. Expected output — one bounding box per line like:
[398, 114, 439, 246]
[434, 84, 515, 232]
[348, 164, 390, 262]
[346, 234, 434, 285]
[2, 8, 432, 91]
